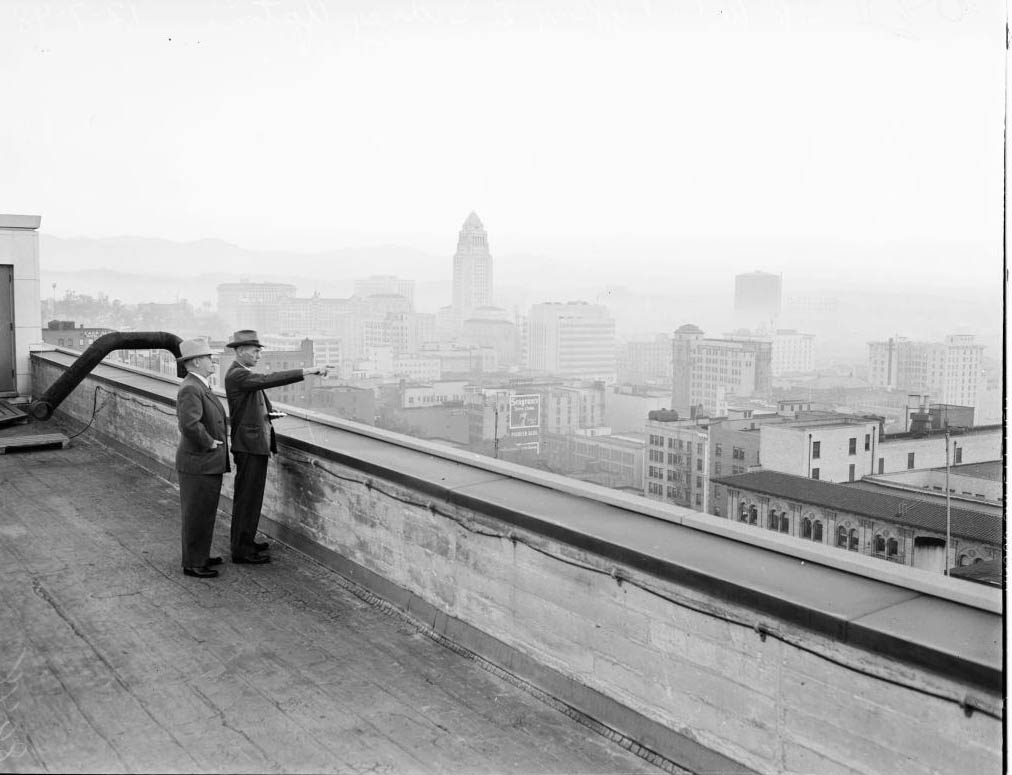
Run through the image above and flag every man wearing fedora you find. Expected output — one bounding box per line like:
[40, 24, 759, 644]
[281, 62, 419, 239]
[175, 338, 229, 578]
[224, 329, 329, 564]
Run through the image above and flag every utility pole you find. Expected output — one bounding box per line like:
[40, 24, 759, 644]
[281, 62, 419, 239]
[944, 427, 951, 576]
[493, 393, 500, 459]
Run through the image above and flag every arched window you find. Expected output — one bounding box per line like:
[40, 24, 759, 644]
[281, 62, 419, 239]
[886, 538, 898, 558]
[768, 510, 779, 530]
[974, 557, 984, 564]
[779, 513, 790, 533]
[748, 505, 758, 526]
[813, 521, 823, 542]
[802, 518, 812, 539]
[958, 554, 971, 566]
[738, 502, 748, 522]
[836, 526, 848, 547]
[874, 535, 886, 554]
[848, 529, 859, 551]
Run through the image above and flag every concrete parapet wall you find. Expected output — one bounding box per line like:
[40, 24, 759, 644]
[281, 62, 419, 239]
[32, 354, 1003, 775]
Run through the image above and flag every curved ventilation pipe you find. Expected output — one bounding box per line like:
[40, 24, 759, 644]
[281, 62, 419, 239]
[30, 331, 186, 421]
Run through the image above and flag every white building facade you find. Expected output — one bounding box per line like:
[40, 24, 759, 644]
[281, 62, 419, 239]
[867, 334, 984, 407]
[527, 302, 617, 382]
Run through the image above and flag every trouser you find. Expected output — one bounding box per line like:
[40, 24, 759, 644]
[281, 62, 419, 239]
[231, 451, 269, 558]
[179, 472, 223, 568]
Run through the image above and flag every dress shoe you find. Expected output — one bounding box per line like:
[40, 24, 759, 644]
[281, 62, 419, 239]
[183, 566, 220, 578]
[254, 541, 270, 551]
[207, 556, 223, 566]
[232, 553, 270, 564]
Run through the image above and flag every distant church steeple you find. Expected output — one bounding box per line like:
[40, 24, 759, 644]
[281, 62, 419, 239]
[452, 212, 493, 322]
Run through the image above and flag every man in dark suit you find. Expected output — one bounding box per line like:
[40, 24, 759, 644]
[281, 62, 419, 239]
[224, 330, 329, 564]
[175, 339, 230, 578]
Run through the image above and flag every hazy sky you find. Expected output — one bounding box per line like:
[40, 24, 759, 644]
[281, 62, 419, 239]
[1, 0, 1005, 290]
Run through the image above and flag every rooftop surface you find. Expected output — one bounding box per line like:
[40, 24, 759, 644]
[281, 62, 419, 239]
[947, 460, 1004, 481]
[0, 424, 661, 775]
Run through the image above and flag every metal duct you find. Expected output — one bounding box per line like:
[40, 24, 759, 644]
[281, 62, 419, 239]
[30, 331, 185, 421]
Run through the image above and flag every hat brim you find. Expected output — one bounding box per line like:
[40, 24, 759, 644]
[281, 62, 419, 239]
[226, 339, 263, 349]
[176, 352, 213, 363]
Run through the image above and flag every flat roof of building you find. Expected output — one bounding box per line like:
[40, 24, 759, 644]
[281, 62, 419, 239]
[950, 559, 1004, 587]
[711, 470, 1002, 545]
[947, 460, 1004, 481]
[0, 430, 659, 775]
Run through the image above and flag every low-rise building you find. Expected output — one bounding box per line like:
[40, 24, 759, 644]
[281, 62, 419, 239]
[543, 430, 645, 490]
[760, 417, 883, 483]
[605, 385, 672, 433]
[847, 460, 1003, 517]
[42, 320, 114, 350]
[712, 470, 1002, 574]
[309, 385, 376, 424]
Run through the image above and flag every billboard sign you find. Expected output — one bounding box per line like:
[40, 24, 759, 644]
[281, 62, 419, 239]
[508, 393, 541, 431]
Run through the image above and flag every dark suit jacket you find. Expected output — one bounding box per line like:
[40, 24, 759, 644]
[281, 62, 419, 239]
[175, 374, 230, 474]
[225, 361, 305, 455]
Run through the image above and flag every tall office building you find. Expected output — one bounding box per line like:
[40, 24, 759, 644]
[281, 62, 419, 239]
[734, 271, 782, 331]
[527, 302, 617, 382]
[353, 275, 415, 310]
[216, 281, 297, 333]
[452, 212, 494, 322]
[725, 328, 815, 376]
[671, 324, 772, 416]
[867, 334, 984, 407]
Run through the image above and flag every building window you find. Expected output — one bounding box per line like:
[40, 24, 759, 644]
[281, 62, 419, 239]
[779, 513, 789, 533]
[848, 438, 856, 455]
[739, 502, 749, 522]
[907, 453, 915, 470]
[802, 518, 812, 539]
[715, 443, 722, 456]
[695, 493, 702, 506]
[874, 535, 886, 554]
[886, 538, 899, 558]
[696, 458, 703, 472]
[878, 458, 884, 474]
[768, 510, 778, 530]
[954, 446, 963, 464]
[714, 462, 722, 476]
[836, 526, 848, 547]
[812, 521, 823, 542]
[748, 505, 757, 525]
[848, 529, 859, 551]
[848, 464, 855, 482]
[864, 433, 871, 451]
[811, 468, 820, 480]
[812, 441, 821, 459]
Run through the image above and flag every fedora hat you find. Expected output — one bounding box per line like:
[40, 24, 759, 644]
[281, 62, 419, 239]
[226, 329, 263, 349]
[176, 338, 214, 363]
